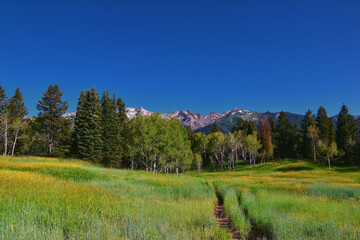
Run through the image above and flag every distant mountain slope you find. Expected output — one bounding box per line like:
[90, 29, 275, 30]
[195, 110, 304, 134]
[356, 118, 360, 133]
[62, 107, 358, 134]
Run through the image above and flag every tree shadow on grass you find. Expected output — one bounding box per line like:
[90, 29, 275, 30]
[275, 165, 314, 172]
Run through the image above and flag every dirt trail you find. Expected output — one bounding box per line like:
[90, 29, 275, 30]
[213, 185, 244, 240]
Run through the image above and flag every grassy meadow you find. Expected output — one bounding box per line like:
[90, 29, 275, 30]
[0, 156, 359, 239]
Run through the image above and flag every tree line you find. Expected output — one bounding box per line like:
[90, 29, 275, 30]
[0, 84, 359, 172]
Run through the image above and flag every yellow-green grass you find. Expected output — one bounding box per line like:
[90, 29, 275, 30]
[191, 160, 360, 239]
[0, 156, 359, 239]
[0, 156, 229, 240]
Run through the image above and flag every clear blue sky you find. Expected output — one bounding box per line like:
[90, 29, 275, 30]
[1, 0, 359, 116]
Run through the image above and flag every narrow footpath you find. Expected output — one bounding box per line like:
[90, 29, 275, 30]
[214, 194, 244, 240]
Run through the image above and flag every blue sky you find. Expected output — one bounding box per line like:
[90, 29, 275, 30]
[1, 0, 359, 116]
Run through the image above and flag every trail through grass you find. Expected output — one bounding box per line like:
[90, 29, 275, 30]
[0, 156, 359, 239]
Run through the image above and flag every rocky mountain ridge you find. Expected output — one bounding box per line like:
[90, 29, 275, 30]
[63, 107, 360, 133]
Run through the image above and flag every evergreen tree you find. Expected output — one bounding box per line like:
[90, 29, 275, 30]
[316, 106, 335, 144]
[72, 88, 103, 162]
[116, 97, 127, 125]
[301, 110, 316, 159]
[276, 111, 294, 159]
[210, 121, 220, 133]
[100, 91, 122, 167]
[37, 84, 69, 156]
[8, 88, 27, 119]
[336, 104, 357, 164]
[293, 122, 302, 159]
[0, 85, 7, 115]
[268, 117, 277, 152]
[232, 118, 257, 135]
[245, 120, 257, 135]
[186, 126, 195, 140]
[232, 118, 244, 133]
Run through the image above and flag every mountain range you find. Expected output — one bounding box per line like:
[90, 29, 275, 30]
[63, 107, 360, 134]
[63, 107, 306, 133]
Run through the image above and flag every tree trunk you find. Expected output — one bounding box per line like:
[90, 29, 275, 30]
[3, 118, 8, 155]
[328, 155, 331, 169]
[11, 129, 20, 156]
[312, 137, 317, 161]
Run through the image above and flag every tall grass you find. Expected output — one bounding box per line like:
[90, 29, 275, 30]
[0, 156, 229, 239]
[1, 157, 359, 240]
[240, 190, 360, 240]
[217, 185, 250, 238]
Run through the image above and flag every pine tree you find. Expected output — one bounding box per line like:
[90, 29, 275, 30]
[8, 88, 27, 119]
[210, 121, 220, 133]
[276, 111, 295, 159]
[293, 122, 302, 159]
[186, 126, 195, 140]
[37, 84, 69, 156]
[316, 106, 335, 144]
[100, 91, 122, 167]
[232, 118, 244, 133]
[0, 85, 7, 115]
[8, 88, 28, 155]
[116, 97, 127, 126]
[232, 118, 257, 135]
[336, 104, 357, 164]
[72, 88, 103, 162]
[268, 117, 277, 152]
[301, 110, 316, 159]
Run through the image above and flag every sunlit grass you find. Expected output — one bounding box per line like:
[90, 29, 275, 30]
[0, 157, 359, 239]
[0, 156, 228, 239]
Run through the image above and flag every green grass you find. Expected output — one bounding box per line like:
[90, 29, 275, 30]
[217, 185, 250, 238]
[0, 157, 359, 240]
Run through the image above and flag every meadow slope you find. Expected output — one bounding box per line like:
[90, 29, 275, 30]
[0, 156, 359, 240]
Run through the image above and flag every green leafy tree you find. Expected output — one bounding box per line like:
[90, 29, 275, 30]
[8, 88, 28, 155]
[307, 125, 319, 161]
[207, 131, 226, 170]
[37, 84, 70, 156]
[226, 133, 237, 170]
[336, 104, 357, 165]
[0, 85, 8, 155]
[191, 132, 208, 166]
[193, 153, 203, 171]
[318, 140, 338, 169]
[245, 133, 262, 168]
